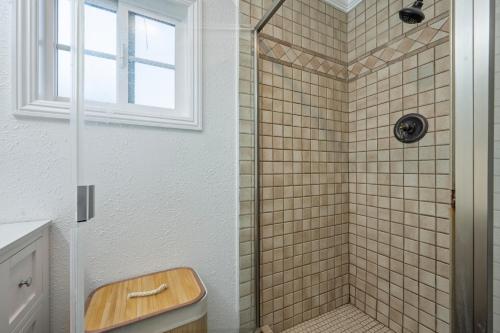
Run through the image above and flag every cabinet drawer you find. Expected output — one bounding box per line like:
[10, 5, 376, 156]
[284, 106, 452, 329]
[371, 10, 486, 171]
[6, 239, 43, 331]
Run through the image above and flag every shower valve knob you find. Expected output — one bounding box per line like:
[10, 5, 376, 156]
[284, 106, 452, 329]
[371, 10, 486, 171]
[394, 113, 428, 143]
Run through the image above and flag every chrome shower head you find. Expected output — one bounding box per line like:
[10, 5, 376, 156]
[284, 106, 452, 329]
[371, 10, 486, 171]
[399, 0, 425, 24]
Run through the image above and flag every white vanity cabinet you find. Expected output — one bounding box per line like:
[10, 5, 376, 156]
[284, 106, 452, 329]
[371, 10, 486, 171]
[0, 221, 50, 333]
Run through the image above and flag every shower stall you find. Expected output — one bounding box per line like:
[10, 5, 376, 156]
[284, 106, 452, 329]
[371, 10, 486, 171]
[239, 0, 496, 332]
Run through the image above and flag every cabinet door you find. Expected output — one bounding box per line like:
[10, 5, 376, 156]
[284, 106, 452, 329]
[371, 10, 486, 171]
[20, 307, 48, 333]
[8, 240, 43, 331]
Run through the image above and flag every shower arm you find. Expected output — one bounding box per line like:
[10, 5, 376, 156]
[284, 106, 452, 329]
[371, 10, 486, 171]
[413, 0, 424, 8]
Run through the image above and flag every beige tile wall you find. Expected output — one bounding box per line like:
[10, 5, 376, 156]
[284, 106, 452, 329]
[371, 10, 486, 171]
[346, 0, 450, 63]
[260, 0, 348, 62]
[255, 1, 351, 332]
[239, 0, 452, 332]
[347, 1, 452, 332]
[258, 56, 350, 332]
[239, 1, 351, 331]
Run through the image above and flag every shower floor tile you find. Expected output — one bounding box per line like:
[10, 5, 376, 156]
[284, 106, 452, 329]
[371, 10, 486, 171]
[282, 304, 393, 333]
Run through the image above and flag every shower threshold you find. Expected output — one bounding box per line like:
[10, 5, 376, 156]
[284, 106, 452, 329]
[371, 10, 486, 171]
[281, 304, 393, 333]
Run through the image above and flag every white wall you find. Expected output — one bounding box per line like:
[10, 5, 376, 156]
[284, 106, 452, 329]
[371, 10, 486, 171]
[0, 0, 240, 331]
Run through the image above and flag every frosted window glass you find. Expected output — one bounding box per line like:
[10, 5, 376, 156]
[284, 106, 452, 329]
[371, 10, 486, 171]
[59, 1, 117, 53]
[57, 0, 71, 46]
[57, 50, 117, 103]
[134, 15, 175, 65]
[85, 55, 117, 103]
[133, 63, 175, 109]
[85, 5, 117, 55]
[57, 50, 71, 98]
[56, 2, 179, 110]
[57, 2, 117, 102]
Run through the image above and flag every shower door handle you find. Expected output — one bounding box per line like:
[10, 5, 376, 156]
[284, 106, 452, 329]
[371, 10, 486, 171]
[77, 185, 95, 223]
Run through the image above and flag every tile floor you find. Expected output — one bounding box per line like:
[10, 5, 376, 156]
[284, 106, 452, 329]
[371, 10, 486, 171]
[282, 304, 393, 333]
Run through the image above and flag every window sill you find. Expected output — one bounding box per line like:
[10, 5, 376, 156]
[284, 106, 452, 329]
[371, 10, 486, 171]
[15, 100, 202, 130]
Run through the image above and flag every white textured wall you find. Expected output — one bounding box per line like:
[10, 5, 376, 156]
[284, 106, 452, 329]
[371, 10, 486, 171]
[0, 0, 240, 331]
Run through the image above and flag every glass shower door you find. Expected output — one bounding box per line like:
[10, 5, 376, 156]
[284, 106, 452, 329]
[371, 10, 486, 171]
[71, 0, 186, 331]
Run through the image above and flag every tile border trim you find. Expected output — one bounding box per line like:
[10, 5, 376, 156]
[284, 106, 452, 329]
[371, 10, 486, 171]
[259, 13, 449, 81]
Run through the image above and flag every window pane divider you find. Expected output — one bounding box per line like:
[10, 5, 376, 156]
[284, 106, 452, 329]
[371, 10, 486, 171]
[128, 56, 175, 70]
[56, 44, 117, 61]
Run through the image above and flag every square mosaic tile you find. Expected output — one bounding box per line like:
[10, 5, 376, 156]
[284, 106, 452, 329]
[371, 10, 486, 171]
[282, 304, 394, 333]
[239, 0, 452, 332]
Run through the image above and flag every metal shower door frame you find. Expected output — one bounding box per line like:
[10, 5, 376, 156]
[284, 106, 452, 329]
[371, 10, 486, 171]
[251, 0, 287, 327]
[453, 0, 495, 332]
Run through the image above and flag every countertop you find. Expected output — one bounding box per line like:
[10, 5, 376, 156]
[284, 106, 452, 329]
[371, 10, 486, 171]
[0, 220, 51, 261]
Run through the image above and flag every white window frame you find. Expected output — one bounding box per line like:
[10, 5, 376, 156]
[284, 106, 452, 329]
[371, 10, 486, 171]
[14, 0, 202, 130]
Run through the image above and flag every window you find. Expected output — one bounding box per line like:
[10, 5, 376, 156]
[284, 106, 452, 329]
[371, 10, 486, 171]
[15, 0, 202, 130]
[128, 12, 176, 109]
[57, 1, 118, 103]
